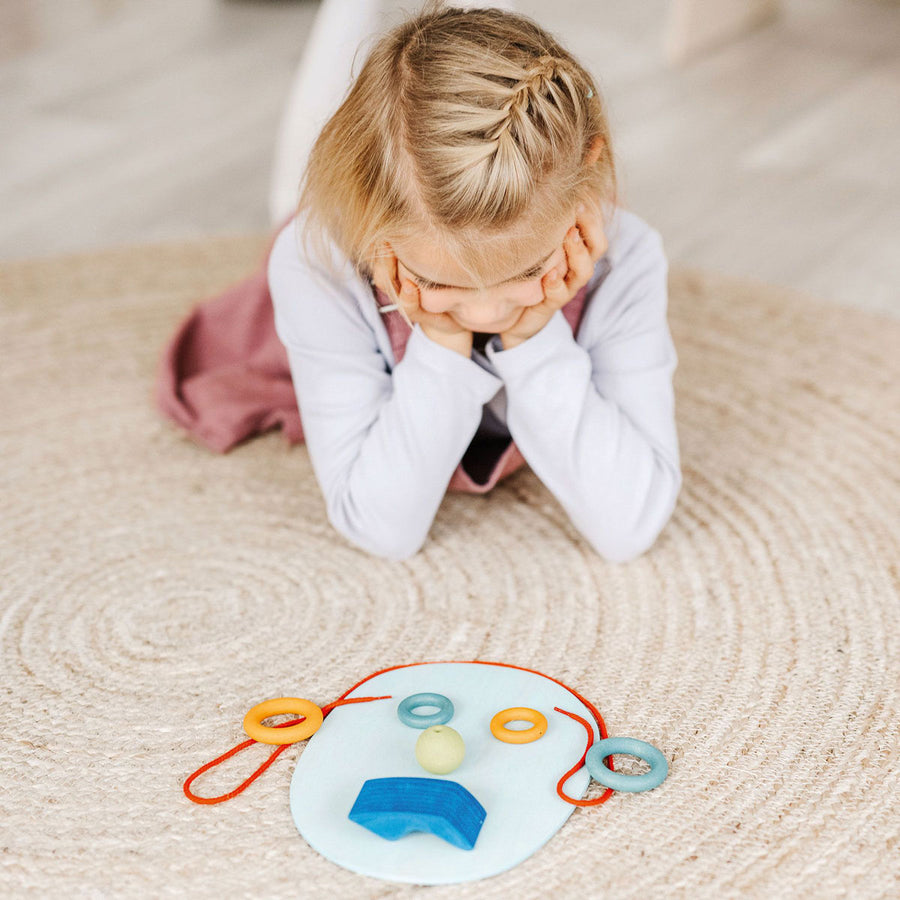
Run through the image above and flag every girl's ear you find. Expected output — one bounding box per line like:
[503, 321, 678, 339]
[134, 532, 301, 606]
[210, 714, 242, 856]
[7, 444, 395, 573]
[584, 136, 605, 168]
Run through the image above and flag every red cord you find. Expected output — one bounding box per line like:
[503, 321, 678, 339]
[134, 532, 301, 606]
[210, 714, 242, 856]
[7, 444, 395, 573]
[554, 707, 615, 807]
[184, 660, 619, 806]
[183, 696, 390, 805]
[183, 721, 298, 805]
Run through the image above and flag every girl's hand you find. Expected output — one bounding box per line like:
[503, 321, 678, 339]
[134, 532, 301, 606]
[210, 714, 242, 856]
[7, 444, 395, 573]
[499, 206, 609, 350]
[371, 243, 473, 357]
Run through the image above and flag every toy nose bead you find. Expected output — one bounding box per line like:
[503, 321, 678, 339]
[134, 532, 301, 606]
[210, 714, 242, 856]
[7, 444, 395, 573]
[415, 725, 466, 775]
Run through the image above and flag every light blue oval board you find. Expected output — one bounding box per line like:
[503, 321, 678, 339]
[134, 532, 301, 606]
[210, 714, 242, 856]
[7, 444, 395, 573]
[289, 662, 597, 884]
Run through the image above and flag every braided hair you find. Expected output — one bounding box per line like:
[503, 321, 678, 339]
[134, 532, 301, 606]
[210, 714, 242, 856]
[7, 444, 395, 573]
[297, 3, 619, 289]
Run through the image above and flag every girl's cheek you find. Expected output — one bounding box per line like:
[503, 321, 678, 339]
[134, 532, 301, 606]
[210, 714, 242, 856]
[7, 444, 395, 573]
[511, 281, 545, 307]
[419, 291, 452, 314]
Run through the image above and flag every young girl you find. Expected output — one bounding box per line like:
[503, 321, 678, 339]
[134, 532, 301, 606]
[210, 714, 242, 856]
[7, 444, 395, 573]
[169, 2, 681, 563]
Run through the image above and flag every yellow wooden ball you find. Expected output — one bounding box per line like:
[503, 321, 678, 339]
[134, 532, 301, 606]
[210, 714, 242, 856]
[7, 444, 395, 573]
[415, 725, 466, 775]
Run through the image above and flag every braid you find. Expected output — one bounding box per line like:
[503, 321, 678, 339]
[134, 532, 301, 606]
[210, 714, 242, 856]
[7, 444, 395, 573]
[485, 54, 577, 147]
[295, 4, 619, 285]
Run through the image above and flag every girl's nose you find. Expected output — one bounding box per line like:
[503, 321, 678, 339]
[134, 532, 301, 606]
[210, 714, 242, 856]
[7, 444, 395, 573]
[415, 724, 466, 775]
[462, 306, 507, 325]
[459, 305, 520, 330]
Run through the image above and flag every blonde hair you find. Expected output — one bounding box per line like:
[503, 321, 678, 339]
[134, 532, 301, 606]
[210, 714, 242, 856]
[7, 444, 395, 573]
[294, 1, 621, 294]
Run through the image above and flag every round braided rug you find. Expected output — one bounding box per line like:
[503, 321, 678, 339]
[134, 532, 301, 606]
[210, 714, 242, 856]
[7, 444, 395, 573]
[0, 235, 897, 898]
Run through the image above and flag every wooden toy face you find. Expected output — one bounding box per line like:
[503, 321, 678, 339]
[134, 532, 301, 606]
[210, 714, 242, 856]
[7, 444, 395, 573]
[290, 662, 596, 884]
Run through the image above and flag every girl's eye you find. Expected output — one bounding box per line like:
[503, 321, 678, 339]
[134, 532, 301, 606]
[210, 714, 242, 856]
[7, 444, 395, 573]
[416, 267, 543, 292]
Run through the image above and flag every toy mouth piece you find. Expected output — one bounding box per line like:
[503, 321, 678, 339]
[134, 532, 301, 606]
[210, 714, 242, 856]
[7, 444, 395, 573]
[348, 776, 486, 851]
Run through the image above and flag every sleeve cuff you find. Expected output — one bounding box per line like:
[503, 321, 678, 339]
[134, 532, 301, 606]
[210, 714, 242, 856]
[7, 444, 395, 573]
[403, 324, 503, 401]
[485, 310, 575, 377]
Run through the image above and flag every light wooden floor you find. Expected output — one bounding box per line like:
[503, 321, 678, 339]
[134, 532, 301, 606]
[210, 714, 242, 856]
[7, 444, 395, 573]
[2, 0, 898, 317]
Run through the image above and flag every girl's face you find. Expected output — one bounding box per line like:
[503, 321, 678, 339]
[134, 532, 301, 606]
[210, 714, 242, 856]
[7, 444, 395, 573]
[392, 219, 573, 333]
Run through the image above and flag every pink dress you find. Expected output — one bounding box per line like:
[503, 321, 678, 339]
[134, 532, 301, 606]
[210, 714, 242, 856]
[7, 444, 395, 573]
[156, 222, 592, 495]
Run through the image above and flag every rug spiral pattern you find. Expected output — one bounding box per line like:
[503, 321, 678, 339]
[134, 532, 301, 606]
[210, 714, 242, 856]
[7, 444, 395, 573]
[0, 235, 897, 898]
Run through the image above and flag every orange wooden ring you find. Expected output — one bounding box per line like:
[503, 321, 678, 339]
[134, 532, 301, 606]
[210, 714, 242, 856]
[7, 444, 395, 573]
[243, 697, 324, 745]
[490, 707, 548, 744]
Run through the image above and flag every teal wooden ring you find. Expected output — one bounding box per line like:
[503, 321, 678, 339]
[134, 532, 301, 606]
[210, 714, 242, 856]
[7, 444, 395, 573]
[397, 693, 454, 729]
[585, 737, 668, 792]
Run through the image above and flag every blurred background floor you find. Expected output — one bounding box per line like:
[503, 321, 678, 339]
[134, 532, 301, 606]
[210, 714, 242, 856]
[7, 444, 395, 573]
[1, 0, 898, 316]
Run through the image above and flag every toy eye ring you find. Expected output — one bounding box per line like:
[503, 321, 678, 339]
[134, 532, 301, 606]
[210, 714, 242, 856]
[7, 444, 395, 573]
[243, 697, 324, 745]
[490, 707, 547, 744]
[397, 692, 454, 729]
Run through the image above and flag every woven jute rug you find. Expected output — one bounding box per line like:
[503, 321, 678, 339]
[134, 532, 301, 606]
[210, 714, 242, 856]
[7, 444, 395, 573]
[1, 235, 897, 898]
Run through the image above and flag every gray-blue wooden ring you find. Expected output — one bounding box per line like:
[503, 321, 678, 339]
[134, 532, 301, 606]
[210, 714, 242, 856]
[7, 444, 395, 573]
[585, 737, 668, 792]
[397, 693, 454, 729]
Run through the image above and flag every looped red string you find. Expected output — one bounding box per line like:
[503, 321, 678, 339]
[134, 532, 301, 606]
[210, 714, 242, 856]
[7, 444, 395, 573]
[183, 695, 391, 805]
[185, 660, 623, 808]
[554, 706, 615, 807]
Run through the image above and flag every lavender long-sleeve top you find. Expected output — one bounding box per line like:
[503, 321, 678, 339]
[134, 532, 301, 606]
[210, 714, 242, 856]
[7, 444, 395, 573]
[267, 206, 681, 562]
